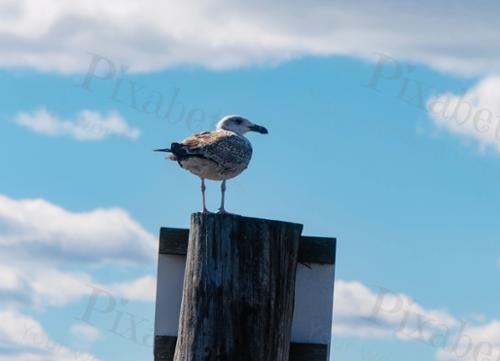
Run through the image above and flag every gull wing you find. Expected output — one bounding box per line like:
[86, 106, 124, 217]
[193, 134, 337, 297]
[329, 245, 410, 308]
[174, 131, 252, 169]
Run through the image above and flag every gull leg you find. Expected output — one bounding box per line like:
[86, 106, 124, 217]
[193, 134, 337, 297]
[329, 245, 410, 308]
[217, 180, 227, 214]
[200, 178, 209, 213]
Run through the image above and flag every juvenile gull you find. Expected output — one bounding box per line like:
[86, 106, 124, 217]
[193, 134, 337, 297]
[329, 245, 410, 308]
[155, 115, 268, 213]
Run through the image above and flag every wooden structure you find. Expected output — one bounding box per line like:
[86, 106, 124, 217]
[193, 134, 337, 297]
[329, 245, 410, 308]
[154, 213, 336, 361]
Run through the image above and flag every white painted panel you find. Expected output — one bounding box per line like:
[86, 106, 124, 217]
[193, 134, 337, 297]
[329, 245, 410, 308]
[291, 263, 334, 344]
[154, 254, 186, 336]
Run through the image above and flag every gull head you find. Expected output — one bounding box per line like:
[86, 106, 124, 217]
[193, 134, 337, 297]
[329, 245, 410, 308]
[216, 115, 268, 135]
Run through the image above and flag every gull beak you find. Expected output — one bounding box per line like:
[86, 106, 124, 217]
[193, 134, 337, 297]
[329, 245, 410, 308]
[249, 124, 268, 134]
[154, 148, 170, 152]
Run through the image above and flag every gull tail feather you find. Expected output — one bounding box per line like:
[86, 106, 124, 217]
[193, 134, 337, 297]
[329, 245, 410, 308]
[155, 142, 185, 161]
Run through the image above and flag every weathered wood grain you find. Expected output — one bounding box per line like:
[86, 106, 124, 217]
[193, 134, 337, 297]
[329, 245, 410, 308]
[159, 227, 336, 265]
[173, 213, 303, 361]
[155, 336, 328, 361]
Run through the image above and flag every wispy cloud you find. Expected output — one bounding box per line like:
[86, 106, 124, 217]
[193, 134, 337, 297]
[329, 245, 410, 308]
[1, 0, 500, 75]
[436, 321, 500, 361]
[14, 108, 140, 141]
[0, 194, 155, 265]
[0, 194, 156, 308]
[107, 275, 156, 303]
[0, 262, 155, 309]
[427, 76, 500, 154]
[0, 309, 101, 361]
[70, 323, 101, 344]
[334, 280, 500, 361]
[333, 280, 457, 340]
[0, 195, 157, 360]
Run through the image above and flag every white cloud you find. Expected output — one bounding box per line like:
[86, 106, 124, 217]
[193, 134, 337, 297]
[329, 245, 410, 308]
[0, 194, 156, 361]
[107, 275, 156, 302]
[0, 264, 26, 292]
[436, 321, 500, 361]
[427, 75, 500, 154]
[334, 280, 500, 361]
[1, 0, 499, 75]
[14, 108, 140, 141]
[0, 194, 156, 265]
[0, 263, 155, 309]
[70, 323, 100, 344]
[0, 194, 157, 308]
[333, 280, 457, 340]
[0, 309, 100, 361]
[30, 270, 92, 307]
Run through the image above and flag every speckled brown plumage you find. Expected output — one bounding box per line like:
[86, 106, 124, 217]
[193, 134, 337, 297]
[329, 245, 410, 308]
[169, 130, 253, 181]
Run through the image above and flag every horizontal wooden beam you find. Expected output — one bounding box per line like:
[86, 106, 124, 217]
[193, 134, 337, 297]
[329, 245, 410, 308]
[159, 227, 336, 265]
[154, 336, 328, 361]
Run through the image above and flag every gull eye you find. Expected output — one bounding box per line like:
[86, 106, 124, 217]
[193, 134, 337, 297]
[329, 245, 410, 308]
[234, 118, 243, 125]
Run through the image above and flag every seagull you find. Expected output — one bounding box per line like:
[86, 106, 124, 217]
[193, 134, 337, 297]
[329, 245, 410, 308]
[155, 115, 268, 213]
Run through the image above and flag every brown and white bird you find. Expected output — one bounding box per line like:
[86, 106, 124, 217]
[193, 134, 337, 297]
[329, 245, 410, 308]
[155, 115, 268, 213]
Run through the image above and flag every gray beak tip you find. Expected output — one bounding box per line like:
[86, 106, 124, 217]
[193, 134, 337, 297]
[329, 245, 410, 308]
[250, 125, 268, 134]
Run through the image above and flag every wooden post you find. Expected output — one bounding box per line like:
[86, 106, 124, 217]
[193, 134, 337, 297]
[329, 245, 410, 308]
[173, 212, 303, 361]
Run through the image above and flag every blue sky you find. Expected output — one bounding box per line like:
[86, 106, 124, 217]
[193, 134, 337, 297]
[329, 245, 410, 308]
[1, 1, 500, 361]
